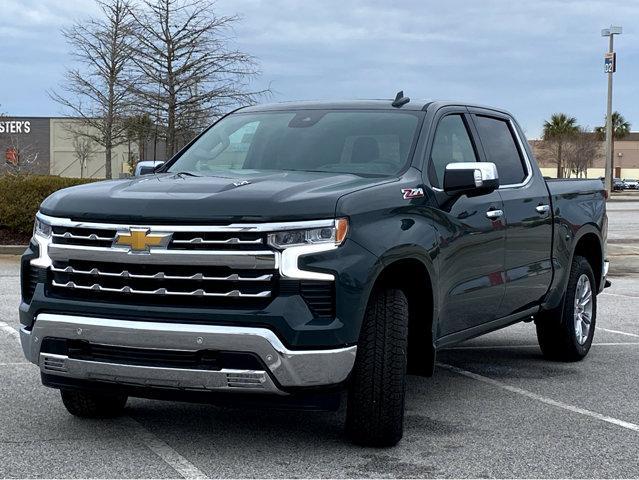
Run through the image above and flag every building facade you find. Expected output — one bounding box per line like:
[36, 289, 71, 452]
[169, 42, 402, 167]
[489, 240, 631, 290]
[530, 133, 639, 180]
[1, 117, 167, 178]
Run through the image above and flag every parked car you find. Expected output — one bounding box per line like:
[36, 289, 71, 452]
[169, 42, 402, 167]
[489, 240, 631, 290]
[613, 178, 626, 191]
[134, 160, 164, 176]
[20, 97, 608, 447]
[622, 178, 638, 190]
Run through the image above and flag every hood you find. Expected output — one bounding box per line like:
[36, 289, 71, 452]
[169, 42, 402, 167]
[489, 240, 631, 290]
[40, 170, 391, 223]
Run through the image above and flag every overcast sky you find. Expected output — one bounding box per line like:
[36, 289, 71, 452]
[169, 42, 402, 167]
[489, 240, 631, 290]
[1, 0, 637, 138]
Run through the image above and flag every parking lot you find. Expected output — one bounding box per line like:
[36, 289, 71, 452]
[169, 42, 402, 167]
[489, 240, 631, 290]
[1, 200, 638, 478]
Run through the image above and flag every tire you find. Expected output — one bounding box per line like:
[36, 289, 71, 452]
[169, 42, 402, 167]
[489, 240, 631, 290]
[536, 255, 597, 361]
[346, 288, 409, 447]
[61, 389, 128, 418]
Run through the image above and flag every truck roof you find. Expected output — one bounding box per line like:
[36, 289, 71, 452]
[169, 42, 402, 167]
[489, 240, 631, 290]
[240, 99, 431, 112]
[239, 99, 512, 116]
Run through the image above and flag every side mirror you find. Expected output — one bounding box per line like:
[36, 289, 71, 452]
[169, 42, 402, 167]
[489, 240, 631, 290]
[138, 166, 156, 176]
[443, 162, 499, 194]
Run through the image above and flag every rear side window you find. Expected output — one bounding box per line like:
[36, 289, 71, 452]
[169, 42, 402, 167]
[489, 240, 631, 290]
[429, 114, 478, 188]
[474, 116, 526, 185]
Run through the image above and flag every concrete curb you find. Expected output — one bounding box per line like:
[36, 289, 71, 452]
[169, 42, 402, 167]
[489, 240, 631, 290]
[609, 195, 639, 202]
[608, 244, 639, 257]
[0, 245, 26, 255]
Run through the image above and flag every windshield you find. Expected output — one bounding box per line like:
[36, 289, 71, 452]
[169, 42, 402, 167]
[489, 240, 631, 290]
[167, 109, 422, 176]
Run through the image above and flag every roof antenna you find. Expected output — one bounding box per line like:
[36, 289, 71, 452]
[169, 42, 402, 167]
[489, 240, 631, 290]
[392, 90, 410, 108]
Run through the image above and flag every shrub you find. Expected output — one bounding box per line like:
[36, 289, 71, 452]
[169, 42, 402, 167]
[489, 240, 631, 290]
[0, 175, 97, 235]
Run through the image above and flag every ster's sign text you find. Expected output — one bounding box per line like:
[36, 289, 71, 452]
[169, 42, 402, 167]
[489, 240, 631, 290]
[0, 121, 31, 134]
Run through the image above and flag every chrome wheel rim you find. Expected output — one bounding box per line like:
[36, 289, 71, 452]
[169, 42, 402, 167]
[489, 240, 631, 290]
[573, 274, 593, 345]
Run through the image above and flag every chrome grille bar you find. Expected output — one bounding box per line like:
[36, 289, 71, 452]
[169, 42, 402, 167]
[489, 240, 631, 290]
[52, 232, 115, 242]
[52, 280, 271, 298]
[48, 244, 277, 269]
[51, 265, 273, 282]
[37, 212, 335, 233]
[172, 237, 263, 245]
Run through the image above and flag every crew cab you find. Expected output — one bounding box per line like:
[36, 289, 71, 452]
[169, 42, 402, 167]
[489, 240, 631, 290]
[20, 96, 608, 446]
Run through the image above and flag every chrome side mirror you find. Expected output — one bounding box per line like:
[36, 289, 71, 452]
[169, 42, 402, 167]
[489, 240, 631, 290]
[443, 162, 499, 194]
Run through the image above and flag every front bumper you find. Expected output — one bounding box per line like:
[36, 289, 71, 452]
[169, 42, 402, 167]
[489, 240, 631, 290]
[21, 313, 357, 395]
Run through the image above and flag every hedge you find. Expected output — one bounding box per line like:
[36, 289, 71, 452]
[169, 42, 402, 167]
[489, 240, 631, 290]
[0, 175, 97, 235]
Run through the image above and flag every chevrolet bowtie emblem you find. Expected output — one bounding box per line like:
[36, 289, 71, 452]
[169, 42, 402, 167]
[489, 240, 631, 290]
[114, 228, 172, 252]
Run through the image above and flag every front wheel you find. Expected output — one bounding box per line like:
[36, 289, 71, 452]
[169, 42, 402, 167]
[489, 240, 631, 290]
[346, 288, 409, 447]
[536, 255, 597, 361]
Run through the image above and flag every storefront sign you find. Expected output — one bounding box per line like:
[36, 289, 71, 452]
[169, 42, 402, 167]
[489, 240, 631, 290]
[0, 121, 31, 134]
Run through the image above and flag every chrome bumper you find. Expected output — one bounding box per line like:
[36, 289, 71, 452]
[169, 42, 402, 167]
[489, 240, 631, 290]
[21, 314, 357, 395]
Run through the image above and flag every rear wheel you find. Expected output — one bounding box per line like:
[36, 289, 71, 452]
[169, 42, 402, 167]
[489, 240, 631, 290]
[346, 288, 409, 447]
[61, 389, 128, 418]
[536, 255, 596, 361]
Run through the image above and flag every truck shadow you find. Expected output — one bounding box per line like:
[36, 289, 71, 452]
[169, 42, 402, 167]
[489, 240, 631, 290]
[118, 343, 576, 450]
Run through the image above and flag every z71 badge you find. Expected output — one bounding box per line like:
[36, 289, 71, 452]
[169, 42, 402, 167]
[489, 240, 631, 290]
[401, 187, 424, 200]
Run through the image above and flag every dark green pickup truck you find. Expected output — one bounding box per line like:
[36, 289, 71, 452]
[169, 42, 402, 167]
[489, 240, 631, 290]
[20, 95, 608, 446]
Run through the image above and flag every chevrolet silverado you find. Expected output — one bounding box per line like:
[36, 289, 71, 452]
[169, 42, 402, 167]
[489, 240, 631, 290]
[20, 95, 608, 446]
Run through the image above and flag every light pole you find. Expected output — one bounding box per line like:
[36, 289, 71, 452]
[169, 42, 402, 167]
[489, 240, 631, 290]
[602, 25, 622, 196]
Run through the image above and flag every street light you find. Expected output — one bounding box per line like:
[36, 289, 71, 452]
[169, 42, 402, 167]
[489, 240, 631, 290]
[602, 25, 622, 196]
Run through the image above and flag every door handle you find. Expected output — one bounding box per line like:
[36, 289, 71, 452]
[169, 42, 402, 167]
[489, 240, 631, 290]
[486, 209, 503, 219]
[536, 204, 550, 214]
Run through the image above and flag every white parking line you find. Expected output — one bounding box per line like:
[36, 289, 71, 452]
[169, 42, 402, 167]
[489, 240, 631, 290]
[438, 363, 639, 433]
[446, 342, 639, 350]
[2, 321, 207, 477]
[121, 416, 208, 479]
[0, 362, 29, 366]
[0, 321, 19, 340]
[598, 327, 639, 338]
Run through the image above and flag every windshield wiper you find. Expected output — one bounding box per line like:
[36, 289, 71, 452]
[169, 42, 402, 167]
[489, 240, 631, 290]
[173, 171, 201, 178]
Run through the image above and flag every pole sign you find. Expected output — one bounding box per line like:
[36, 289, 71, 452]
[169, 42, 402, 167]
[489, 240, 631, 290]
[604, 52, 616, 73]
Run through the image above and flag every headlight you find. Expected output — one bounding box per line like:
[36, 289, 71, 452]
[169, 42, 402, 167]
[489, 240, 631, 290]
[268, 218, 348, 249]
[33, 216, 52, 238]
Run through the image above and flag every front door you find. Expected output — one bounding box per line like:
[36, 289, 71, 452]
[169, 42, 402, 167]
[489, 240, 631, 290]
[426, 110, 506, 337]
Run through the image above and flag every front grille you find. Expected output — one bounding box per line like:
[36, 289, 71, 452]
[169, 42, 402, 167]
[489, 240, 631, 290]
[46, 221, 278, 308]
[49, 260, 277, 307]
[43, 220, 335, 317]
[51, 226, 265, 251]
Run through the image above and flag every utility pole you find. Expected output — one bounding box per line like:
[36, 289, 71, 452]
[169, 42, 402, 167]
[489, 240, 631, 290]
[601, 25, 622, 196]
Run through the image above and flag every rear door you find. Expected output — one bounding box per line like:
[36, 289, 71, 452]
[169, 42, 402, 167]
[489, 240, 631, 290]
[425, 107, 506, 336]
[470, 109, 553, 317]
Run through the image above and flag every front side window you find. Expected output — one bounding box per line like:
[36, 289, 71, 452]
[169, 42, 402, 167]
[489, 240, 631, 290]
[167, 110, 422, 177]
[429, 114, 478, 188]
[474, 116, 527, 185]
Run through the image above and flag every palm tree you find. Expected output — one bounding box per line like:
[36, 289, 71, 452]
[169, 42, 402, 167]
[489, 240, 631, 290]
[543, 113, 579, 178]
[596, 112, 631, 176]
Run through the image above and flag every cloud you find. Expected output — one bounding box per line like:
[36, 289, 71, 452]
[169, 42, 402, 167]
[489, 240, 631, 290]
[0, 0, 636, 137]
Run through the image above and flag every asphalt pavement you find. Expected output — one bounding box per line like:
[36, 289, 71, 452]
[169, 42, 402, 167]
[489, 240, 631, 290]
[0, 201, 638, 478]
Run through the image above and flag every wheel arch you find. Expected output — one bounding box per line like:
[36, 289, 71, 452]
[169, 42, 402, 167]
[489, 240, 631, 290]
[572, 228, 604, 292]
[368, 252, 437, 376]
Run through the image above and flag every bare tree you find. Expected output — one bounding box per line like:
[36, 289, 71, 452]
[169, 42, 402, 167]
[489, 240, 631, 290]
[3, 136, 40, 175]
[564, 129, 602, 178]
[123, 113, 154, 164]
[129, 0, 268, 157]
[72, 135, 96, 178]
[49, 0, 134, 179]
